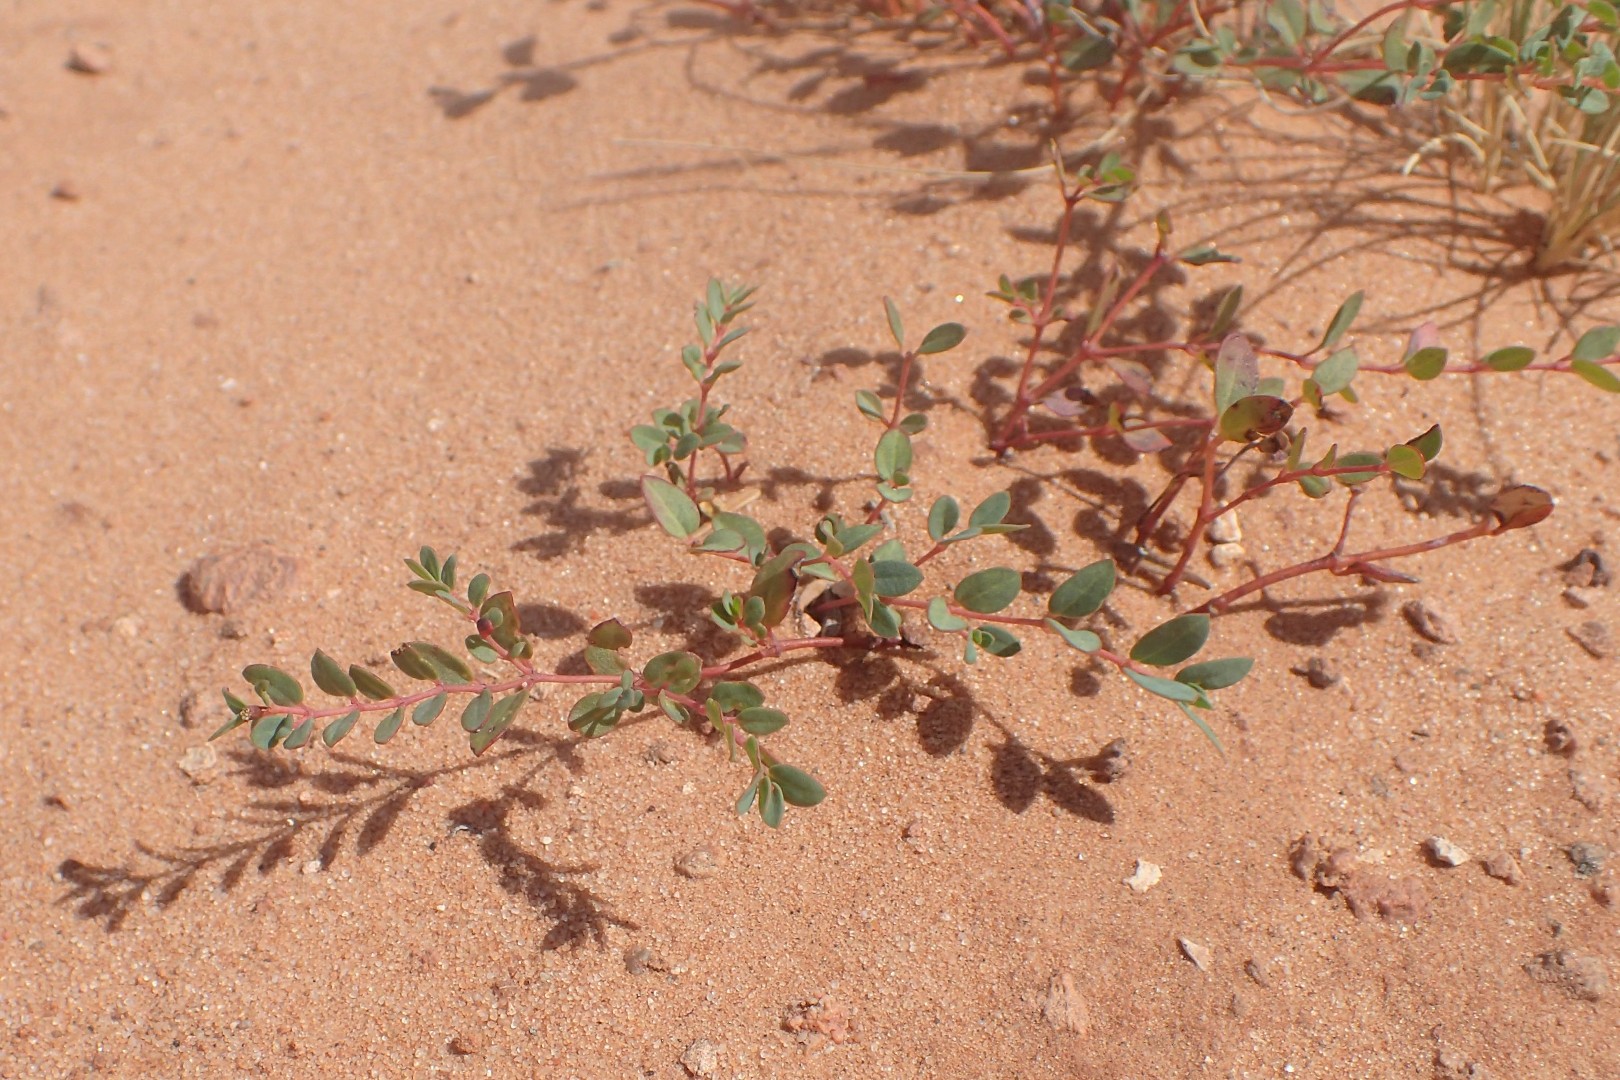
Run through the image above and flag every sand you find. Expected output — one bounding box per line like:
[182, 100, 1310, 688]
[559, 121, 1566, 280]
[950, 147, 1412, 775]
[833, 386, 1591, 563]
[2, 3, 1616, 1077]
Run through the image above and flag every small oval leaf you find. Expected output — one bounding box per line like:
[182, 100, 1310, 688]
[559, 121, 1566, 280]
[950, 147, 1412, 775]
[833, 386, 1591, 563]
[953, 567, 1021, 614]
[1129, 613, 1211, 667]
[1048, 559, 1116, 618]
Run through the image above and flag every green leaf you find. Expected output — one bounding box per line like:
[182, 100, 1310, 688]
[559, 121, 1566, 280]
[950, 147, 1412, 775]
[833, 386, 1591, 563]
[748, 549, 805, 629]
[1385, 443, 1426, 480]
[1124, 667, 1202, 702]
[874, 429, 912, 483]
[282, 718, 314, 750]
[642, 475, 702, 539]
[969, 490, 1011, 528]
[587, 618, 633, 650]
[833, 522, 883, 556]
[1213, 333, 1259, 414]
[1129, 613, 1211, 666]
[954, 567, 1021, 614]
[1048, 559, 1116, 618]
[460, 689, 493, 732]
[855, 388, 884, 421]
[1178, 701, 1226, 754]
[583, 645, 626, 676]
[470, 692, 525, 754]
[418, 546, 440, 579]
[898, 412, 927, 435]
[712, 511, 767, 562]
[1218, 395, 1293, 442]
[1319, 291, 1364, 351]
[1406, 422, 1443, 461]
[1572, 358, 1620, 393]
[770, 764, 826, 807]
[1572, 326, 1620, 362]
[928, 596, 969, 631]
[1483, 345, 1534, 371]
[322, 710, 360, 747]
[760, 781, 786, 827]
[870, 559, 923, 597]
[412, 693, 447, 726]
[709, 681, 764, 712]
[1175, 657, 1253, 690]
[567, 692, 620, 737]
[1062, 32, 1116, 72]
[972, 625, 1021, 657]
[917, 322, 967, 355]
[1333, 451, 1384, 486]
[737, 707, 788, 735]
[643, 651, 702, 694]
[397, 641, 474, 683]
[928, 495, 960, 541]
[1045, 619, 1100, 652]
[1404, 346, 1448, 380]
[466, 573, 491, 607]
[465, 635, 500, 664]
[374, 707, 405, 745]
[1298, 474, 1332, 498]
[250, 713, 292, 750]
[1311, 347, 1359, 396]
[884, 297, 904, 348]
[1210, 284, 1243, 337]
[735, 776, 762, 817]
[867, 600, 903, 639]
[349, 666, 394, 701]
[309, 650, 356, 698]
[242, 664, 304, 706]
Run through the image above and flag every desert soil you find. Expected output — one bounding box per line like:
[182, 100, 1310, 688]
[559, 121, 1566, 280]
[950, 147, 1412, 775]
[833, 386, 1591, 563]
[2, 3, 1616, 1078]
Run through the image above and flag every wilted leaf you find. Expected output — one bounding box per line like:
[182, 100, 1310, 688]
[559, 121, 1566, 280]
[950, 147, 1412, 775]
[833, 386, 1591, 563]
[1213, 333, 1260, 414]
[1218, 395, 1292, 442]
[587, 618, 633, 650]
[1488, 485, 1554, 531]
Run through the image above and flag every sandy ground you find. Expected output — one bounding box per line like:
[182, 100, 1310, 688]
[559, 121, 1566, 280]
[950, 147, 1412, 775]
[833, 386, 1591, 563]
[2, 3, 1617, 1077]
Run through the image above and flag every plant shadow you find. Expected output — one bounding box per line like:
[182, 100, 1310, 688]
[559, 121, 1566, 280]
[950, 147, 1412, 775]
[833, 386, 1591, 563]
[513, 447, 647, 561]
[57, 733, 631, 947]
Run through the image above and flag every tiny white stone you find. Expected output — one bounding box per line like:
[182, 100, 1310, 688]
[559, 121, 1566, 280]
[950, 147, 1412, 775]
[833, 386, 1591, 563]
[1426, 836, 1470, 867]
[1124, 859, 1162, 893]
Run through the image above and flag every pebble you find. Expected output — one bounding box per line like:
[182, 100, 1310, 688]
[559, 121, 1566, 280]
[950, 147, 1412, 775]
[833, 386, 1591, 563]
[1292, 656, 1341, 689]
[1567, 619, 1612, 658]
[66, 42, 112, 74]
[1544, 718, 1579, 756]
[644, 740, 679, 765]
[449, 1031, 484, 1055]
[1207, 542, 1246, 569]
[177, 745, 219, 784]
[185, 543, 297, 614]
[1040, 972, 1090, 1034]
[1123, 859, 1161, 893]
[679, 1038, 720, 1077]
[178, 690, 208, 729]
[1482, 851, 1523, 885]
[1524, 950, 1608, 1001]
[674, 846, 720, 880]
[1244, 958, 1271, 987]
[1178, 937, 1213, 972]
[300, 859, 322, 876]
[1563, 586, 1600, 609]
[1092, 737, 1130, 782]
[1426, 837, 1470, 867]
[1403, 599, 1459, 644]
[1562, 548, 1611, 588]
[1567, 842, 1607, 878]
[1569, 767, 1610, 812]
[50, 180, 81, 202]
[1206, 512, 1243, 545]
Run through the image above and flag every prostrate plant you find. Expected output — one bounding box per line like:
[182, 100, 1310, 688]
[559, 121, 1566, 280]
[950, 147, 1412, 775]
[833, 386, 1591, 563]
[983, 152, 1584, 609]
[214, 282, 1255, 824]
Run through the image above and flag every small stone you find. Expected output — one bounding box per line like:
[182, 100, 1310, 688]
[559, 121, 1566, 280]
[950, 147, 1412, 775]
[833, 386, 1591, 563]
[1544, 718, 1579, 756]
[644, 740, 679, 765]
[185, 544, 297, 614]
[1123, 859, 1161, 893]
[1568, 620, 1612, 659]
[1482, 851, 1522, 885]
[1292, 656, 1341, 689]
[1524, 950, 1608, 1001]
[448, 1032, 484, 1055]
[1178, 937, 1213, 972]
[1567, 842, 1607, 878]
[679, 1038, 720, 1077]
[1040, 972, 1090, 1034]
[1569, 767, 1610, 812]
[901, 818, 930, 852]
[177, 745, 219, 784]
[1426, 837, 1470, 867]
[1562, 548, 1611, 588]
[50, 180, 81, 202]
[300, 859, 322, 875]
[1207, 542, 1246, 569]
[1244, 958, 1271, 988]
[111, 614, 143, 639]
[783, 995, 854, 1044]
[1206, 513, 1243, 545]
[1563, 586, 1600, 609]
[218, 620, 248, 640]
[178, 690, 208, 729]
[623, 946, 653, 975]
[1091, 737, 1130, 782]
[1403, 599, 1459, 645]
[674, 846, 720, 880]
[66, 43, 113, 75]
